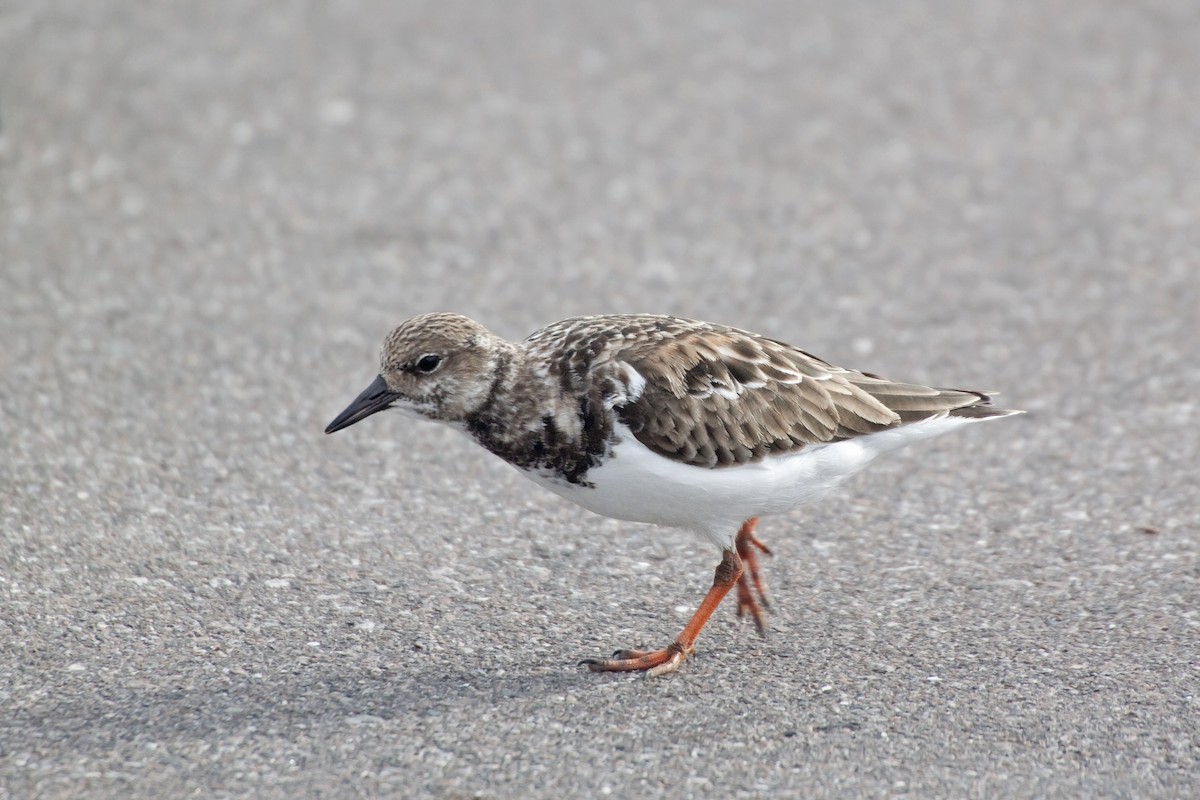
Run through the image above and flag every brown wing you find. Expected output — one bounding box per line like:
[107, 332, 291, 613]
[611, 321, 995, 468]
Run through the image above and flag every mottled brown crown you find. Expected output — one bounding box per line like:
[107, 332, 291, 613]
[379, 312, 492, 373]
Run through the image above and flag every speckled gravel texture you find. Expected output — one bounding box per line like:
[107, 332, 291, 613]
[2, 2, 1198, 798]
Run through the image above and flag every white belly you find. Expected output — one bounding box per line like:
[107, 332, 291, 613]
[519, 417, 980, 549]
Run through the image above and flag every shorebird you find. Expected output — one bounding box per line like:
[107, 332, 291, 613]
[326, 313, 1021, 676]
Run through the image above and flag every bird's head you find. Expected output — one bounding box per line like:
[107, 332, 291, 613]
[325, 312, 506, 433]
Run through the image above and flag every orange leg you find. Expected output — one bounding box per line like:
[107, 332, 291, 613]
[582, 548, 743, 677]
[734, 517, 772, 636]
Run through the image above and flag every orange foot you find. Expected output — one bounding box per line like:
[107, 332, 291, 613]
[581, 642, 696, 678]
[582, 548, 743, 677]
[734, 518, 772, 635]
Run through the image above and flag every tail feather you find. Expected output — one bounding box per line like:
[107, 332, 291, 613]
[947, 400, 1024, 420]
[852, 375, 1024, 425]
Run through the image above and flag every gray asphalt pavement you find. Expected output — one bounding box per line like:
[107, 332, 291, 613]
[2, 1, 1198, 797]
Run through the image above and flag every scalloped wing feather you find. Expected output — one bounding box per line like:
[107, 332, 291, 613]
[605, 321, 996, 468]
[522, 314, 1008, 469]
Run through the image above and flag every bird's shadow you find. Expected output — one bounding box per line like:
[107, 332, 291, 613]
[15, 658, 614, 754]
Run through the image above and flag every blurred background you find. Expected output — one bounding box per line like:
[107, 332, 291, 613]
[1, 2, 1197, 797]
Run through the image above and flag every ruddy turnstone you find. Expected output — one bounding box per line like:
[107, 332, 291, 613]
[326, 313, 1022, 677]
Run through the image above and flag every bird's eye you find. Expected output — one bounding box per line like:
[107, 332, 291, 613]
[415, 354, 442, 373]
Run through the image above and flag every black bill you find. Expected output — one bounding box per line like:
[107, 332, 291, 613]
[325, 374, 401, 434]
